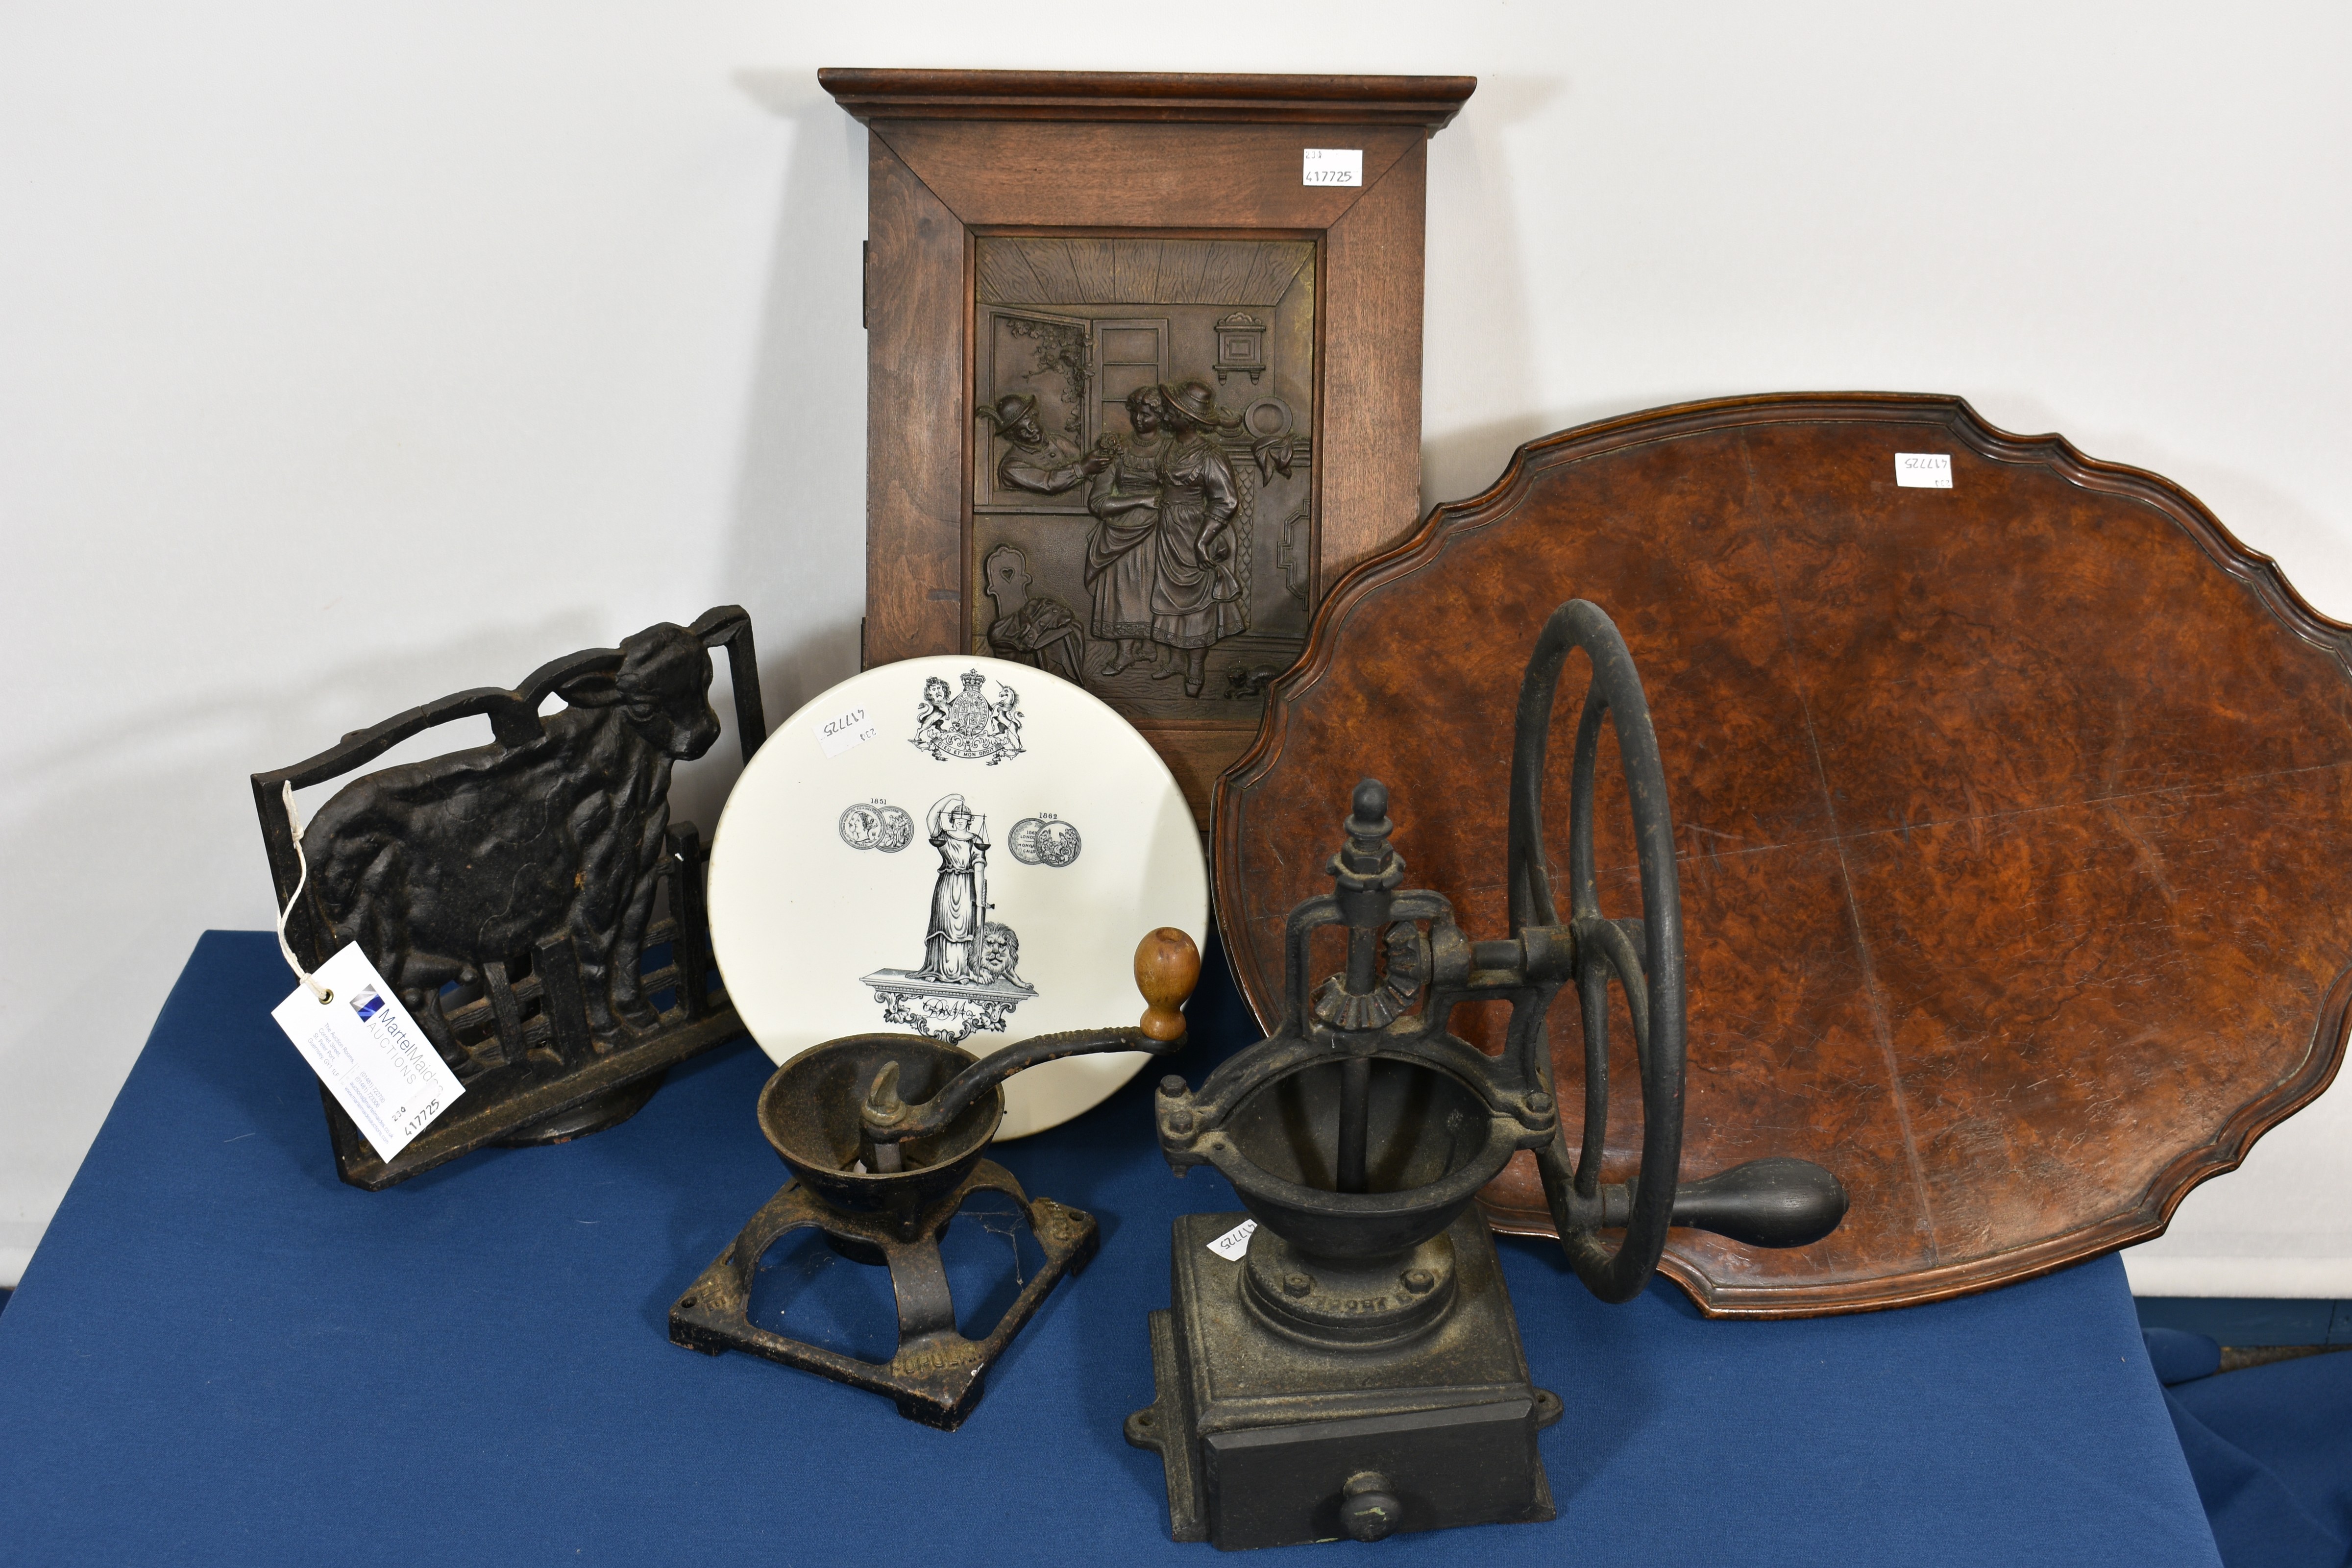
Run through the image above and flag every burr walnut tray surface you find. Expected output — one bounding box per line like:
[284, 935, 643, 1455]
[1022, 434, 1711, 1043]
[1213, 392, 2352, 1318]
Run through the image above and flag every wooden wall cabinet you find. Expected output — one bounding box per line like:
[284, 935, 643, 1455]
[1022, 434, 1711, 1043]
[825, 69, 1475, 820]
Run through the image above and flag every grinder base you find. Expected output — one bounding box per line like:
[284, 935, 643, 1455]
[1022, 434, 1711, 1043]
[669, 1157, 1096, 1430]
[1125, 1209, 1561, 1550]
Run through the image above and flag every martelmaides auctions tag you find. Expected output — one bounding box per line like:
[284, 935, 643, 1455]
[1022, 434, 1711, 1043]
[270, 944, 464, 1161]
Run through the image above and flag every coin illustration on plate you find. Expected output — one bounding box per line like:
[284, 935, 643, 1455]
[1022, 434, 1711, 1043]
[1008, 814, 1082, 868]
[839, 803, 882, 850]
[839, 801, 916, 852]
[839, 802, 916, 852]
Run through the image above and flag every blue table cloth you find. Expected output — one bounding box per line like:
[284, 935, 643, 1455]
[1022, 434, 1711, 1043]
[0, 932, 2220, 1566]
[2164, 1347, 2352, 1567]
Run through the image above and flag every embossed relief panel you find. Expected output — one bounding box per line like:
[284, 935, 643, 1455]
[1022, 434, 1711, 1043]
[971, 236, 1317, 735]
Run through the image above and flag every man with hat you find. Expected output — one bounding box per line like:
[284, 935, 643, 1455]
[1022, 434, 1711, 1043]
[978, 392, 1097, 498]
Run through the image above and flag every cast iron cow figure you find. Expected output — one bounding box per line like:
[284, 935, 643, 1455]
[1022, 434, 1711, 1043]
[304, 621, 723, 1063]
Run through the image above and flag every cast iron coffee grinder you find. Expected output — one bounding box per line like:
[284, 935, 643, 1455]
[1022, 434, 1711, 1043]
[1127, 601, 1850, 1549]
[673, 928, 1199, 1429]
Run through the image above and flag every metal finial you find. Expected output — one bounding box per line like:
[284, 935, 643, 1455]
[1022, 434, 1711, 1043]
[1332, 778, 1403, 892]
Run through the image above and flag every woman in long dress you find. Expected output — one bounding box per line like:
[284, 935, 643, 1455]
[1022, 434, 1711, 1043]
[1082, 384, 1169, 676]
[1148, 380, 1248, 697]
[919, 794, 989, 982]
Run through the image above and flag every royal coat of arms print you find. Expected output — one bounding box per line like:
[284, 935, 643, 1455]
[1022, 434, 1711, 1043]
[911, 668, 1026, 765]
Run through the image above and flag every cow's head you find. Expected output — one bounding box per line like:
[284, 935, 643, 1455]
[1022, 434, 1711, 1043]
[557, 623, 721, 760]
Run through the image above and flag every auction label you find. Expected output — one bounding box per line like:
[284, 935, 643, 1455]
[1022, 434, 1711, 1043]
[813, 704, 877, 758]
[272, 944, 464, 1160]
[1302, 148, 1363, 187]
[1205, 1218, 1258, 1261]
[1895, 453, 1953, 489]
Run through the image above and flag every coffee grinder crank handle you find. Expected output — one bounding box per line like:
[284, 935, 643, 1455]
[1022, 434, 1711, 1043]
[861, 928, 1201, 1161]
[1505, 600, 1848, 1298]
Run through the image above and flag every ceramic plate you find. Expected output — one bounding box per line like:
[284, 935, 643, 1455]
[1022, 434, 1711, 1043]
[707, 656, 1208, 1138]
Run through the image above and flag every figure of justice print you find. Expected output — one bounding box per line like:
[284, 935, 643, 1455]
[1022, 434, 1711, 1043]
[858, 792, 1036, 1043]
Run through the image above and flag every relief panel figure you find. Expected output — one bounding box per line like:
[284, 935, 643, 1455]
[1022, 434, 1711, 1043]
[979, 391, 1090, 500]
[980, 543, 1085, 683]
[1148, 380, 1251, 697]
[970, 237, 1316, 737]
[1083, 384, 1169, 677]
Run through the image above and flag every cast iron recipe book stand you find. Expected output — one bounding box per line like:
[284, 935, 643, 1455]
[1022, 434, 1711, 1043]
[252, 607, 766, 1187]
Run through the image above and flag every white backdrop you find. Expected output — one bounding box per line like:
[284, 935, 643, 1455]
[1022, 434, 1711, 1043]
[3, 2, 2345, 1294]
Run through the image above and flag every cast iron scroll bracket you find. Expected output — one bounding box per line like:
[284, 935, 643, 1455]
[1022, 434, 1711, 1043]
[249, 606, 767, 1189]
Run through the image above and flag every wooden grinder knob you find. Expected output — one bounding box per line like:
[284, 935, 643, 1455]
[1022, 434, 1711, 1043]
[1135, 928, 1202, 1043]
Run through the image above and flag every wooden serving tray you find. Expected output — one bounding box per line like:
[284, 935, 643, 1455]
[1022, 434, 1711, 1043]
[1214, 393, 2352, 1317]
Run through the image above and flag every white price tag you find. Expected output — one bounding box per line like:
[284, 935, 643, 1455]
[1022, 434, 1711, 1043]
[271, 944, 464, 1160]
[1895, 453, 1953, 489]
[1302, 148, 1362, 187]
[813, 705, 877, 758]
[1204, 1218, 1258, 1261]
